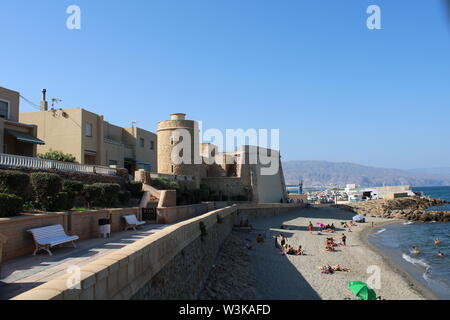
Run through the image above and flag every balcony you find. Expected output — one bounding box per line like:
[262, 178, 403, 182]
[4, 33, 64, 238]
[0, 153, 117, 176]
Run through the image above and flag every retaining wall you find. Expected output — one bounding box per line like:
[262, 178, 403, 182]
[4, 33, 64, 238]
[0, 208, 141, 261]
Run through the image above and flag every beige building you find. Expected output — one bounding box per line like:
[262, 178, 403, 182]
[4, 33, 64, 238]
[0, 87, 44, 157]
[20, 96, 157, 173]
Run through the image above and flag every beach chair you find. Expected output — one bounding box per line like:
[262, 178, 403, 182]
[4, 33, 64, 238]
[123, 214, 146, 231]
[28, 225, 79, 256]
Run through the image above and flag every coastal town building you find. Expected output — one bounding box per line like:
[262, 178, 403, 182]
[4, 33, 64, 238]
[19, 91, 157, 173]
[0, 87, 44, 157]
[157, 113, 288, 203]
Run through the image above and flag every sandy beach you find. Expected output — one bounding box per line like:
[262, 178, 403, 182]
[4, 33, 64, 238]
[202, 206, 434, 300]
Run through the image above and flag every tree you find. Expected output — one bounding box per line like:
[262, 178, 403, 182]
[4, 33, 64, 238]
[38, 150, 76, 163]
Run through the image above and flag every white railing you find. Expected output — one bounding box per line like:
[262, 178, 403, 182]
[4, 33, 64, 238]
[0, 153, 117, 176]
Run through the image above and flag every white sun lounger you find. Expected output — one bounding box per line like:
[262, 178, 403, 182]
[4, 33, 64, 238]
[123, 214, 146, 231]
[28, 225, 79, 256]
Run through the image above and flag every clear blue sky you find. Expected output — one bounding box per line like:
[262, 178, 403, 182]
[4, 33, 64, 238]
[1, 0, 449, 170]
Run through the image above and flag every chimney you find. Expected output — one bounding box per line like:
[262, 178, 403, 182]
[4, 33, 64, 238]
[40, 89, 48, 111]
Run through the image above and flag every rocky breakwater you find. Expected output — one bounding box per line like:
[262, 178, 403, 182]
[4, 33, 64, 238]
[337, 197, 450, 222]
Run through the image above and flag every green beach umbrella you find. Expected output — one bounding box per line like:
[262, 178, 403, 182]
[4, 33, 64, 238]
[348, 281, 377, 300]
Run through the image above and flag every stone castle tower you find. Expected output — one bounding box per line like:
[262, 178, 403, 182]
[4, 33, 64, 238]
[157, 113, 202, 187]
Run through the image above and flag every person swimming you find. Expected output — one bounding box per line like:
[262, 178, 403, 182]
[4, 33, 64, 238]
[437, 251, 445, 257]
[435, 239, 442, 245]
[412, 246, 420, 254]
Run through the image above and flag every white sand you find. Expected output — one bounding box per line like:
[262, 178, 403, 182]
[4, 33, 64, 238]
[241, 206, 429, 300]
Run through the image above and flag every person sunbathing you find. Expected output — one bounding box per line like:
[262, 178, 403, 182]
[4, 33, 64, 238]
[256, 234, 265, 243]
[325, 244, 336, 252]
[321, 265, 334, 274]
[331, 265, 350, 272]
[286, 245, 298, 255]
[296, 245, 305, 255]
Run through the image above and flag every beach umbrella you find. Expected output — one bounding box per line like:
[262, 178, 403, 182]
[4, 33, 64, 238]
[348, 281, 377, 300]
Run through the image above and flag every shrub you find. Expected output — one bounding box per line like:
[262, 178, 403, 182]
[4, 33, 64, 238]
[97, 183, 121, 207]
[82, 184, 102, 208]
[151, 178, 179, 190]
[0, 170, 30, 198]
[63, 180, 84, 210]
[63, 180, 84, 193]
[38, 149, 76, 163]
[118, 190, 132, 205]
[126, 181, 143, 198]
[30, 172, 63, 211]
[82, 183, 121, 208]
[0, 193, 24, 217]
[53, 192, 72, 211]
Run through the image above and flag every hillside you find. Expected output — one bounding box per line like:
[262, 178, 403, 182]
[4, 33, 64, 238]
[283, 161, 450, 187]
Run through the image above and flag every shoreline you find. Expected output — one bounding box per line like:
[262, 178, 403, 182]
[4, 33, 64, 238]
[359, 220, 438, 300]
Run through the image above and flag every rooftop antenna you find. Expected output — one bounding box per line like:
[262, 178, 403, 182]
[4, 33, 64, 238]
[51, 98, 63, 108]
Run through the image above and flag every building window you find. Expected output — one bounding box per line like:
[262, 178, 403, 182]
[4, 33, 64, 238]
[108, 160, 118, 166]
[86, 123, 93, 137]
[140, 138, 145, 148]
[0, 100, 9, 119]
[150, 140, 155, 150]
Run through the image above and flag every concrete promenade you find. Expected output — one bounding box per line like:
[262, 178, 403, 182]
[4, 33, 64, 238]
[0, 224, 166, 300]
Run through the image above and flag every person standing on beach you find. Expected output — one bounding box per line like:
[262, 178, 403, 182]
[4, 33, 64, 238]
[341, 234, 347, 246]
[308, 221, 313, 234]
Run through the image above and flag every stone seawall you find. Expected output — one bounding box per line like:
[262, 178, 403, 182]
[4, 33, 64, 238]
[131, 210, 234, 299]
[336, 197, 450, 222]
[11, 203, 301, 300]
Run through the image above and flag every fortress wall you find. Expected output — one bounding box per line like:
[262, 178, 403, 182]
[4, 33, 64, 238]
[201, 177, 249, 198]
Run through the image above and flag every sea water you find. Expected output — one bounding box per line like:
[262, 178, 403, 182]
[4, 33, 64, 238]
[368, 186, 450, 300]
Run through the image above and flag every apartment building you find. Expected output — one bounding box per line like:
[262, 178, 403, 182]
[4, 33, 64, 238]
[20, 100, 157, 173]
[0, 87, 44, 157]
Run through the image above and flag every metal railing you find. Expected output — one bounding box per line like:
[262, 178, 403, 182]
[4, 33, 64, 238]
[0, 153, 117, 176]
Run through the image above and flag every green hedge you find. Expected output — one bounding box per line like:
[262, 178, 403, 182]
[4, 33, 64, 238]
[150, 178, 179, 190]
[82, 184, 102, 208]
[63, 180, 84, 193]
[0, 193, 24, 217]
[82, 183, 121, 208]
[0, 170, 30, 198]
[63, 180, 84, 209]
[126, 181, 143, 198]
[30, 172, 63, 211]
[118, 190, 132, 205]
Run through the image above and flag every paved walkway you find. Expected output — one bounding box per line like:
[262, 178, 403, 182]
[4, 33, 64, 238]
[0, 224, 167, 300]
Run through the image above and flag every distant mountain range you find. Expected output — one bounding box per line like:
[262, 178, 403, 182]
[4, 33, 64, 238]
[282, 161, 450, 187]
